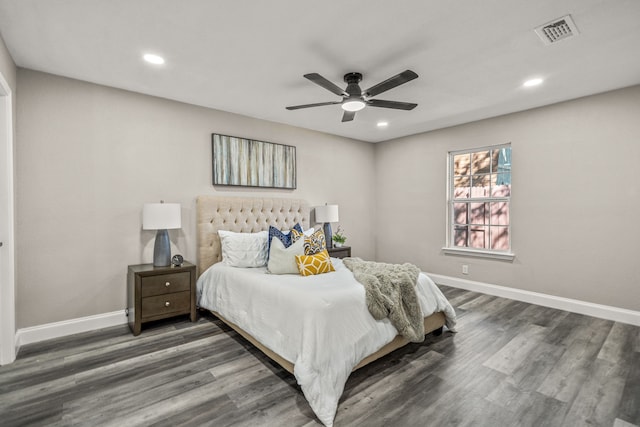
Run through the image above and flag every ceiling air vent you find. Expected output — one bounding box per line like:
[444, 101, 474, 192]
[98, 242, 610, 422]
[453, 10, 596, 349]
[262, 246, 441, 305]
[535, 15, 579, 45]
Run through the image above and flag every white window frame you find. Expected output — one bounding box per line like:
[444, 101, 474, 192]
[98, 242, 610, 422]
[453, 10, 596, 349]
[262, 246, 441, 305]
[443, 143, 515, 261]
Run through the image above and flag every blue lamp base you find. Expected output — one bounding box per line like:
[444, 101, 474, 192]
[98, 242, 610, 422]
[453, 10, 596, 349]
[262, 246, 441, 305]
[153, 229, 171, 267]
[323, 222, 333, 249]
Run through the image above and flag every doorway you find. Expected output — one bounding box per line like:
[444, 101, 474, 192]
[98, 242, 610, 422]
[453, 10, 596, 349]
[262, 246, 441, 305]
[0, 71, 15, 365]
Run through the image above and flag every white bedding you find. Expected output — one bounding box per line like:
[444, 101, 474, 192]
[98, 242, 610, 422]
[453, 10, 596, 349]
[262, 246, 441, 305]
[197, 258, 456, 427]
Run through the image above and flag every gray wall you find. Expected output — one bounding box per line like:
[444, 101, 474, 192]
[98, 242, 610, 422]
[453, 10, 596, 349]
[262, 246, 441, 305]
[16, 69, 375, 328]
[375, 85, 640, 312]
[14, 67, 640, 329]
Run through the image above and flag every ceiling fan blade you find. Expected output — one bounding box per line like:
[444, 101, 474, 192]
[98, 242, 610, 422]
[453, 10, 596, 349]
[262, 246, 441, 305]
[304, 73, 348, 97]
[342, 110, 356, 122]
[286, 101, 342, 110]
[367, 99, 417, 110]
[364, 70, 418, 98]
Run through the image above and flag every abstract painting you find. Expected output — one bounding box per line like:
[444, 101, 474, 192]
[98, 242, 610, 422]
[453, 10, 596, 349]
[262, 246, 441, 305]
[212, 134, 296, 189]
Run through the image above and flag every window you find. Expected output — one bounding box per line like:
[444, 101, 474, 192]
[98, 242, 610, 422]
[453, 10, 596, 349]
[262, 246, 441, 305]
[445, 144, 513, 260]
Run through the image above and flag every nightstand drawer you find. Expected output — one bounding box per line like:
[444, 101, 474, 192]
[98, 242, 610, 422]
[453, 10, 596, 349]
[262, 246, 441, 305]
[141, 291, 191, 319]
[141, 272, 190, 297]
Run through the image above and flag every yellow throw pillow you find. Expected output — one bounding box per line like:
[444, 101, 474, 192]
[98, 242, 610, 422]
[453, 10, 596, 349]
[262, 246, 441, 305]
[295, 250, 335, 276]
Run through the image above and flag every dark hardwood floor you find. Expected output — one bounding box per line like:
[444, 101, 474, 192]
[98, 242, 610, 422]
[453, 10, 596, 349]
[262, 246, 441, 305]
[1, 286, 638, 427]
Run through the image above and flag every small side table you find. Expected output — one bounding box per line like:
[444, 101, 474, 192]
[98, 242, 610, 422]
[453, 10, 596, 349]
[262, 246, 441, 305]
[127, 261, 196, 336]
[327, 246, 351, 259]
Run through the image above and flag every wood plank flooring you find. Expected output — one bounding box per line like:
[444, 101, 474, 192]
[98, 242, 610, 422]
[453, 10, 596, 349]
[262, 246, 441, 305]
[1, 285, 639, 427]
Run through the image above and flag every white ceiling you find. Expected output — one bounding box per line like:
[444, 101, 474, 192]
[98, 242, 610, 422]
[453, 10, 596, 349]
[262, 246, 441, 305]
[0, 0, 639, 143]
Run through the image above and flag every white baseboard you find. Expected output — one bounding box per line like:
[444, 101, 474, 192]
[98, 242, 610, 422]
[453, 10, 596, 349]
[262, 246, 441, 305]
[15, 310, 128, 348]
[12, 275, 640, 350]
[428, 273, 640, 327]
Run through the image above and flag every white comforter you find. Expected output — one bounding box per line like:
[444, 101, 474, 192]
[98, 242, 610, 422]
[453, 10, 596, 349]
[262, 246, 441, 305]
[197, 258, 456, 426]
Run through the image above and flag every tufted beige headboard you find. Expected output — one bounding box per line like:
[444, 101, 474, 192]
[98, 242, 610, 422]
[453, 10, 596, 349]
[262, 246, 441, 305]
[196, 196, 310, 276]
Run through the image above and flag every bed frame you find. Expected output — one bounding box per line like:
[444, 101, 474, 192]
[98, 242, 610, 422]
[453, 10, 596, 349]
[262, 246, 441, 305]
[196, 196, 445, 374]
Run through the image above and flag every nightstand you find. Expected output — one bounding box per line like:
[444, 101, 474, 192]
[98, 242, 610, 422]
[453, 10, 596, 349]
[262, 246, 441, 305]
[127, 262, 196, 336]
[327, 246, 351, 259]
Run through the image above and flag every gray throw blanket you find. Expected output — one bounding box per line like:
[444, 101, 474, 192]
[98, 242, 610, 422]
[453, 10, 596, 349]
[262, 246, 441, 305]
[343, 257, 425, 343]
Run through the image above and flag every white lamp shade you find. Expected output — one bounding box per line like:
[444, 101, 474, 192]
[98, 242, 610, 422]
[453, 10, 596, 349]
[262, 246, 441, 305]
[142, 203, 181, 230]
[315, 204, 339, 223]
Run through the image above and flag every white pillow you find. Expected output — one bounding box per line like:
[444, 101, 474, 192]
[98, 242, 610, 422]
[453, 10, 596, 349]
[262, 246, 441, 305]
[218, 230, 269, 268]
[267, 237, 305, 274]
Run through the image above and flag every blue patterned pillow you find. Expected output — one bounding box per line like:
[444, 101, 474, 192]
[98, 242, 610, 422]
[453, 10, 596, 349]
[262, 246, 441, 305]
[268, 223, 303, 256]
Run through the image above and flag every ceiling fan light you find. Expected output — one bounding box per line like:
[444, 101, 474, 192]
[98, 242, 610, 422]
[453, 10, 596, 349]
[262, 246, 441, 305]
[341, 99, 366, 112]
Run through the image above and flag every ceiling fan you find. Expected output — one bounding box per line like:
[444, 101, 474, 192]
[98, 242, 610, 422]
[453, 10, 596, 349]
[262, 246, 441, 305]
[286, 70, 419, 122]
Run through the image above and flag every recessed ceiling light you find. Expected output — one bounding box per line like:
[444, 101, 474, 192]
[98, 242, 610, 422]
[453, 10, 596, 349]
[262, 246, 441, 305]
[377, 121, 389, 128]
[523, 78, 543, 87]
[143, 53, 165, 65]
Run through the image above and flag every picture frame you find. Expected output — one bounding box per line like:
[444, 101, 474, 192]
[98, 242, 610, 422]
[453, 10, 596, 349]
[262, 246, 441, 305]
[211, 133, 297, 189]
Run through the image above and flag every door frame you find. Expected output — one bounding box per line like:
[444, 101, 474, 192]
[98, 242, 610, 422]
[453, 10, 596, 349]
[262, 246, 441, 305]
[0, 70, 16, 365]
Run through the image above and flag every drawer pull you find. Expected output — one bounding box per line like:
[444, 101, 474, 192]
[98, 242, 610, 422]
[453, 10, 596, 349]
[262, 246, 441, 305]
[165, 301, 170, 307]
[165, 282, 171, 287]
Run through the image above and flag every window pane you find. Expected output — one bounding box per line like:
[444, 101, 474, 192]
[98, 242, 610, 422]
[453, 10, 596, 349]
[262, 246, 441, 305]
[470, 226, 488, 249]
[496, 147, 511, 185]
[454, 226, 468, 247]
[453, 176, 470, 199]
[454, 153, 471, 176]
[491, 226, 509, 250]
[472, 174, 490, 187]
[491, 149, 500, 171]
[471, 151, 491, 174]
[491, 183, 511, 197]
[470, 203, 488, 225]
[453, 203, 468, 224]
[490, 202, 509, 225]
[471, 174, 490, 197]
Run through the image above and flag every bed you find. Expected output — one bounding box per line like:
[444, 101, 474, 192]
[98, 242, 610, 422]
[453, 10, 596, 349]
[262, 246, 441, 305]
[195, 196, 456, 426]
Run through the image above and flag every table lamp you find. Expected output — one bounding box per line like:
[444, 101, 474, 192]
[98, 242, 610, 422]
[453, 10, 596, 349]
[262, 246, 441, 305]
[143, 201, 181, 267]
[315, 204, 339, 249]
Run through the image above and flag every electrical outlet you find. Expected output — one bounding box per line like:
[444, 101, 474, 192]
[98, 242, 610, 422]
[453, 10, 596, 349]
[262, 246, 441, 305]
[462, 264, 469, 275]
